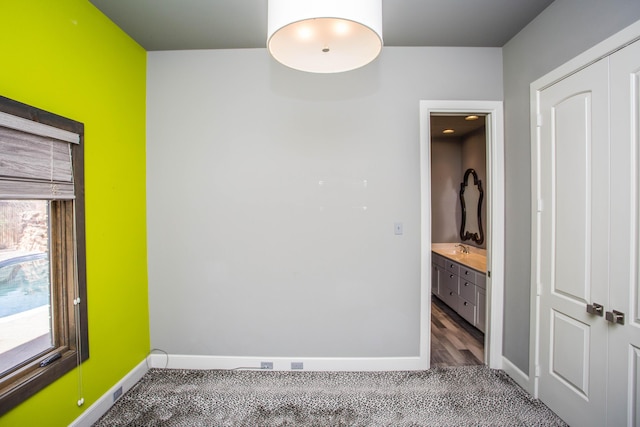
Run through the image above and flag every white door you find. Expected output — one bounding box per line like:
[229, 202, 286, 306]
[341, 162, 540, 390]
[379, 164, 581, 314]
[537, 57, 610, 427]
[608, 39, 640, 427]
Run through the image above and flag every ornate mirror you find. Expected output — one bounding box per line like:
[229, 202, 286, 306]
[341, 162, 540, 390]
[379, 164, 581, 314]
[459, 168, 484, 245]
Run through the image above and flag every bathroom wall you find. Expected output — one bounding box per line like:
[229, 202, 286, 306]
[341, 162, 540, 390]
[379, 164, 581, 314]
[461, 126, 487, 249]
[430, 137, 463, 243]
[146, 46, 503, 360]
[430, 125, 487, 248]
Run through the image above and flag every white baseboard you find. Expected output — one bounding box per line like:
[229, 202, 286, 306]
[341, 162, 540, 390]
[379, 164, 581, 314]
[69, 359, 149, 427]
[148, 354, 428, 372]
[501, 356, 531, 394]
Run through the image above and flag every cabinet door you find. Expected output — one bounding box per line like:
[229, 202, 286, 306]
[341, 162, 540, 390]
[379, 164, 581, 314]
[431, 264, 441, 295]
[476, 288, 486, 333]
[608, 39, 640, 427]
[536, 57, 609, 427]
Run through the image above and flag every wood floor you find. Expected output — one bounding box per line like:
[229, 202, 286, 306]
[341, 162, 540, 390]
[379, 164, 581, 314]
[430, 296, 484, 368]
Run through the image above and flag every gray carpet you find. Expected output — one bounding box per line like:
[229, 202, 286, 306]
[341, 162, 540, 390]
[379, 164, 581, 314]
[93, 366, 567, 426]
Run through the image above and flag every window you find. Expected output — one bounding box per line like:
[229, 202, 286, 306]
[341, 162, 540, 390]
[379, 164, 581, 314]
[0, 96, 88, 415]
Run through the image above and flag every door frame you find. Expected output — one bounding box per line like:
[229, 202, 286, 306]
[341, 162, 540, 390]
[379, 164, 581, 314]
[419, 100, 505, 370]
[529, 20, 640, 398]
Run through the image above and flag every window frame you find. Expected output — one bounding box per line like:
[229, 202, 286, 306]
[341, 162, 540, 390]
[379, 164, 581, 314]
[0, 96, 88, 415]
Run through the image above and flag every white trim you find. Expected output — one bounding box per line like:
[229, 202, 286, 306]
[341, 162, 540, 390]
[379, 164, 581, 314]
[69, 360, 149, 427]
[147, 354, 426, 372]
[501, 356, 531, 393]
[419, 105, 433, 370]
[0, 110, 79, 144]
[419, 100, 505, 370]
[529, 18, 640, 401]
[529, 84, 542, 399]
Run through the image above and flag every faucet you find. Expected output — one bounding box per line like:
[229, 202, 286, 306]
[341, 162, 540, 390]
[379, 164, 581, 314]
[456, 244, 469, 254]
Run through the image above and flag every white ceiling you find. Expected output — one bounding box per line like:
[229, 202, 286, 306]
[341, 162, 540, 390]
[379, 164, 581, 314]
[89, 0, 554, 51]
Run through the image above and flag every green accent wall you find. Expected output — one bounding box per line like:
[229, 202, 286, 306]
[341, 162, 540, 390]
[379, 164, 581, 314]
[0, 0, 149, 425]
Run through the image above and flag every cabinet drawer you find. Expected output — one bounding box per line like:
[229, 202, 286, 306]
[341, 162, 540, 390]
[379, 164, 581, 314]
[441, 271, 459, 294]
[441, 288, 459, 311]
[475, 273, 486, 289]
[445, 260, 459, 275]
[458, 296, 476, 325]
[459, 279, 475, 303]
[459, 266, 476, 282]
[431, 253, 446, 268]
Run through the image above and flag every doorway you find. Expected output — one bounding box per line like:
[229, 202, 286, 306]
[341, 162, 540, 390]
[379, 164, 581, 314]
[430, 113, 487, 367]
[419, 100, 504, 370]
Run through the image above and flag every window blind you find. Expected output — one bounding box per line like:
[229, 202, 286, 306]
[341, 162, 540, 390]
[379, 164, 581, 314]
[0, 111, 79, 200]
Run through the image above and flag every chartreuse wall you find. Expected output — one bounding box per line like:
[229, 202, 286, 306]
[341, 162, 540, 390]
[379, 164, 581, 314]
[0, 0, 148, 425]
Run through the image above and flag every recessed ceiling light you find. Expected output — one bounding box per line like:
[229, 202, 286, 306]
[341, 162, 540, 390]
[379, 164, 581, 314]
[465, 115, 479, 121]
[442, 129, 455, 134]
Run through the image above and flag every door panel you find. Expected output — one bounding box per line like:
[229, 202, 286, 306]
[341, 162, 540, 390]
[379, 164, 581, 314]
[608, 39, 640, 427]
[537, 57, 609, 427]
[553, 93, 591, 303]
[633, 346, 640, 427]
[551, 310, 590, 395]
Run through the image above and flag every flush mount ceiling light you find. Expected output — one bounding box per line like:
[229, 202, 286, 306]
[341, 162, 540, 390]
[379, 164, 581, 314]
[465, 115, 479, 121]
[443, 129, 455, 134]
[267, 0, 383, 73]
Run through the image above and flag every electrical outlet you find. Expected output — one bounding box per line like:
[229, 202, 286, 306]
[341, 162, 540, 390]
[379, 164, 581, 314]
[291, 362, 303, 370]
[260, 361, 273, 370]
[113, 386, 123, 402]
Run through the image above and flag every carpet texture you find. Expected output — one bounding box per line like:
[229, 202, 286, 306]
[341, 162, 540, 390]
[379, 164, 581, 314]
[94, 366, 567, 426]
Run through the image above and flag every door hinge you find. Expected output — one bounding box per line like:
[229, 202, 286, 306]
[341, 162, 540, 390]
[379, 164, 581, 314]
[535, 365, 541, 377]
[537, 199, 544, 212]
[537, 282, 542, 296]
[536, 114, 543, 127]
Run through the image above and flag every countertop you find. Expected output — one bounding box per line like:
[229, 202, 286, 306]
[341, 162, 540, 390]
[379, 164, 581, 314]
[432, 243, 486, 273]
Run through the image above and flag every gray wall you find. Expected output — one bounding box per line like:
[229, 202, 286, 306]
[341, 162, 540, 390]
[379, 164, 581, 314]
[461, 127, 487, 249]
[502, 0, 640, 373]
[147, 47, 502, 358]
[431, 127, 486, 248]
[430, 137, 462, 244]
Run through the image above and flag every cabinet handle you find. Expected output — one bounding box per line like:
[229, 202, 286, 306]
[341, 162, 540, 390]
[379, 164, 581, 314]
[465, 271, 470, 275]
[464, 302, 468, 306]
[450, 264, 454, 268]
[449, 275, 454, 279]
[464, 282, 469, 287]
[449, 291, 454, 296]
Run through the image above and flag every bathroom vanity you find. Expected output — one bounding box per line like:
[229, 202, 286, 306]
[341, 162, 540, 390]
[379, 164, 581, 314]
[431, 243, 486, 332]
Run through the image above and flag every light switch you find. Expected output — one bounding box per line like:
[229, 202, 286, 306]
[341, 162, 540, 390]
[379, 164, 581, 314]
[394, 222, 403, 235]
